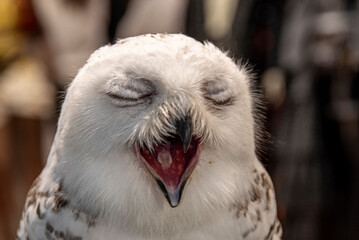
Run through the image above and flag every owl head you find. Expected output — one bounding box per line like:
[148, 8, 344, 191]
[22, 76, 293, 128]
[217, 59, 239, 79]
[52, 34, 259, 230]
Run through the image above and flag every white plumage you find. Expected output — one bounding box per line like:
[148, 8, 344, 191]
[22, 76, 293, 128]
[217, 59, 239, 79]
[17, 34, 282, 240]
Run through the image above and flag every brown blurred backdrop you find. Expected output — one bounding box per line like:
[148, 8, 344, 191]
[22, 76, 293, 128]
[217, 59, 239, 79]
[0, 0, 359, 239]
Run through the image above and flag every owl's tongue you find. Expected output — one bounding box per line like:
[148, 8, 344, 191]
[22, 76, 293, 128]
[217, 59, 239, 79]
[137, 136, 201, 207]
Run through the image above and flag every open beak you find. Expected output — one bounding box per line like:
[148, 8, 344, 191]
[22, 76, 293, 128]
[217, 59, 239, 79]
[136, 115, 201, 207]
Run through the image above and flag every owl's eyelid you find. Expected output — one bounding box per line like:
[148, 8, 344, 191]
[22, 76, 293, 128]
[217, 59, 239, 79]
[201, 81, 235, 106]
[106, 76, 157, 102]
[204, 95, 236, 106]
[106, 91, 154, 102]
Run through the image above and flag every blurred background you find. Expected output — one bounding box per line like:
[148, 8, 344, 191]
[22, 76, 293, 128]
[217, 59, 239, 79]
[0, 0, 358, 239]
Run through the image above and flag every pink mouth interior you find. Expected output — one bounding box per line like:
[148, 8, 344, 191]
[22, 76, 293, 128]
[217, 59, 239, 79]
[138, 136, 201, 190]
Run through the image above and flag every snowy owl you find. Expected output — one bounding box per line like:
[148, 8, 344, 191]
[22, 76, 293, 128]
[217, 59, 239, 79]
[17, 34, 282, 240]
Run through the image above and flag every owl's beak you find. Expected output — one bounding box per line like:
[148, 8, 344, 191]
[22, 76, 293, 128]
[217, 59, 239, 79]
[175, 115, 193, 153]
[160, 115, 194, 207]
[155, 177, 188, 207]
[136, 115, 201, 208]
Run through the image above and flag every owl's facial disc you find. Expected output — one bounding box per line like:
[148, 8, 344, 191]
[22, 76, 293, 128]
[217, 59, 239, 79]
[135, 117, 201, 207]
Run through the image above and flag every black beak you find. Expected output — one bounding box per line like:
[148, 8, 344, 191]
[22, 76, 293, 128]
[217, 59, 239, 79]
[175, 115, 193, 153]
[156, 178, 187, 208]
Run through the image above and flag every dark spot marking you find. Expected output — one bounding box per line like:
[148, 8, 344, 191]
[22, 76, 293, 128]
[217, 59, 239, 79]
[275, 220, 282, 235]
[54, 230, 64, 238]
[265, 219, 281, 240]
[230, 200, 249, 219]
[258, 172, 273, 211]
[36, 203, 45, 219]
[46, 223, 54, 233]
[261, 173, 272, 190]
[52, 181, 69, 212]
[265, 224, 275, 240]
[250, 185, 261, 202]
[25, 177, 41, 208]
[242, 223, 258, 238]
[53, 198, 68, 212]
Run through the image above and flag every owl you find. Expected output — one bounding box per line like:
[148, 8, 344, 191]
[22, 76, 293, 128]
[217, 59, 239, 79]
[17, 34, 282, 240]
